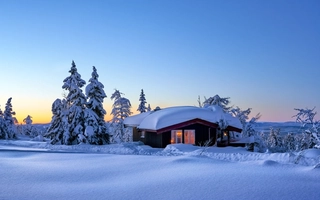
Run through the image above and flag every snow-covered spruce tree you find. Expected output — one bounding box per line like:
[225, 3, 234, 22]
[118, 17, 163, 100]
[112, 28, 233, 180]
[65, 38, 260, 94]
[202, 94, 231, 112]
[85, 66, 109, 144]
[137, 89, 147, 113]
[45, 99, 70, 144]
[147, 104, 151, 112]
[2, 98, 18, 139]
[110, 89, 132, 143]
[293, 107, 320, 149]
[0, 107, 6, 139]
[62, 61, 87, 144]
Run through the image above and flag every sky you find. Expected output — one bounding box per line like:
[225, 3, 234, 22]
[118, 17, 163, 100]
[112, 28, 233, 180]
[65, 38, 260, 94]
[0, 0, 319, 124]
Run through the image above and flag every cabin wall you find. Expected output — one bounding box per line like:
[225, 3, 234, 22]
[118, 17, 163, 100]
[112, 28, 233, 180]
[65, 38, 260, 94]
[160, 124, 217, 148]
[145, 131, 163, 148]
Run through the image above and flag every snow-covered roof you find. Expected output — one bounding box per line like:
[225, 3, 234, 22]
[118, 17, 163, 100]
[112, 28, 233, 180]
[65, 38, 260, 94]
[124, 106, 242, 131]
[122, 111, 152, 127]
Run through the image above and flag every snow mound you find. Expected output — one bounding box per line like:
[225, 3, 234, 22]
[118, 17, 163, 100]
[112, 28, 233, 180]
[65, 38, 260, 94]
[260, 160, 279, 166]
[162, 144, 185, 156]
[293, 149, 320, 167]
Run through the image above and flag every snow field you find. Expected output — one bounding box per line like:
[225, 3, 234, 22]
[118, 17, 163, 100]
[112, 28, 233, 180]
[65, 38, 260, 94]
[0, 141, 320, 200]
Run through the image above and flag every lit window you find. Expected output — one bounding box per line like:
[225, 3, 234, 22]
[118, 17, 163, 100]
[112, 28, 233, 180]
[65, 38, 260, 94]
[171, 130, 182, 144]
[184, 130, 195, 144]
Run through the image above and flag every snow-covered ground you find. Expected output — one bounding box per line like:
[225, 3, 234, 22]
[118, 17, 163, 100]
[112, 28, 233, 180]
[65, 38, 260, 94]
[1, 140, 320, 200]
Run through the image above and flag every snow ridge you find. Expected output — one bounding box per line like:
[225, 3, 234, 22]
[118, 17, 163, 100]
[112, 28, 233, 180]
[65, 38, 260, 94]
[1, 140, 319, 167]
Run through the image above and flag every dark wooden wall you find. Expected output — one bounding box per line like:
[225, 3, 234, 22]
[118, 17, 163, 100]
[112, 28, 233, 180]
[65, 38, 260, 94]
[133, 124, 217, 148]
[160, 123, 217, 148]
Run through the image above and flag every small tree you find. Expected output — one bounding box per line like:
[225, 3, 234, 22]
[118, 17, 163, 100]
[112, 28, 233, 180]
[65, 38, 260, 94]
[110, 89, 132, 142]
[244, 113, 264, 152]
[2, 98, 18, 139]
[283, 133, 296, 152]
[147, 104, 151, 112]
[266, 128, 284, 152]
[137, 89, 147, 113]
[23, 115, 34, 136]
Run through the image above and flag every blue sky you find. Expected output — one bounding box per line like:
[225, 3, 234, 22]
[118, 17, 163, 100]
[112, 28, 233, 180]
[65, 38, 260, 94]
[0, 0, 319, 123]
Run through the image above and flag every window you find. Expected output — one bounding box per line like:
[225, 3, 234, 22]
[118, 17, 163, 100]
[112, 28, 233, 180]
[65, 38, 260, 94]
[171, 130, 182, 144]
[184, 130, 195, 144]
[171, 130, 195, 144]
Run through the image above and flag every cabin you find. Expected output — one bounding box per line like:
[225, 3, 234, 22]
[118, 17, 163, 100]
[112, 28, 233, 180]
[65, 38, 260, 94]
[124, 106, 243, 148]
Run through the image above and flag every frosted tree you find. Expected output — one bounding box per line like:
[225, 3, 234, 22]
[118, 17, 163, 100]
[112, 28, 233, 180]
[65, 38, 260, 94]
[62, 60, 87, 144]
[2, 98, 18, 139]
[283, 133, 296, 152]
[45, 99, 70, 144]
[147, 104, 151, 112]
[230, 107, 252, 130]
[137, 89, 147, 113]
[23, 115, 34, 136]
[266, 128, 284, 152]
[23, 115, 33, 125]
[293, 107, 320, 149]
[85, 66, 109, 144]
[244, 113, 264, 152]
[202, 94, 231, 112]
[110, 89, 132, 142]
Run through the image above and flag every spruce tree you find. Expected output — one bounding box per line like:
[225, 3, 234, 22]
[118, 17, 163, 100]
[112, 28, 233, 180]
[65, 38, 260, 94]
[137, 89, 147, 113]
[85, 66, 109, 144]
[0, 107, 6, 139]
[62, 60, 87, 144]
